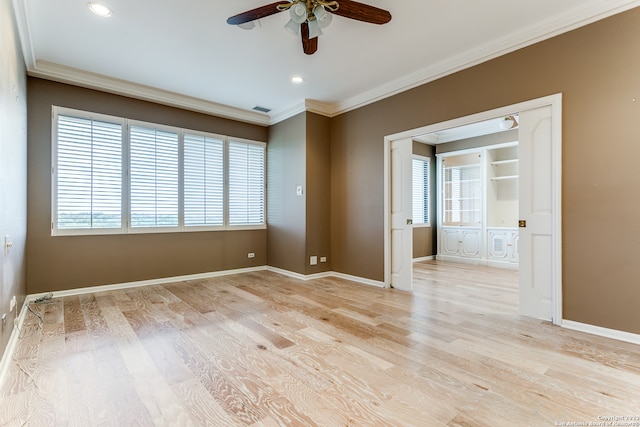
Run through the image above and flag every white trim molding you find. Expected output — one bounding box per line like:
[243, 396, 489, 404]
[413, 256, 435, 263]
[29, 61, 271, 127]
[0, 301, 30, 391]
[12, 0, 640, 125]
[329, 272, 385, 288]
[265, 267, 385, 288]
[27, 266, 268, 302]
[384, 94, 563, 325]
[561, 320, 640, 346]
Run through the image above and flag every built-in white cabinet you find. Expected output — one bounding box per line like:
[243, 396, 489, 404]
[487, 228, 519, 267]
[440, 227, 482, 260]
[437, 142, 519, 269]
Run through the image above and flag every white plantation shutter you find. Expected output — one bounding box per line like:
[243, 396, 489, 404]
[52, 108, 266, 234]
[228, 140, 265, 225]
[130, 125, 179, 228]
[184, 133, 224, 227]
[55, 114, 122, 231]
[412, 157, 430, 225]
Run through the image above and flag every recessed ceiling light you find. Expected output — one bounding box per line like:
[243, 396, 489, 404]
[291, 76, 304, 84]
[88, 2, 112, 17]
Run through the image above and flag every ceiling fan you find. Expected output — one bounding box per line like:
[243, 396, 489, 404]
[227, 0, 392, 55]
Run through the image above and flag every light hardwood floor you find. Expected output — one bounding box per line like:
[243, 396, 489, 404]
[1, 261, 640, 426]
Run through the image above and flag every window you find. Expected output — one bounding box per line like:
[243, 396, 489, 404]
[229, 140, 265, 226]
[52, 107, 265, 235]
[130, 125, 179, 228]
[184, 133, 224, 227]
[54, 113, 124, 232]
[412, 156, 430, 226]
[441, 153, 481, 226]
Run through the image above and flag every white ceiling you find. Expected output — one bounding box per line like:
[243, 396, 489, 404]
[13, 0, 640, 125]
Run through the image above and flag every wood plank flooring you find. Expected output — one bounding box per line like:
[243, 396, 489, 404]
[2, 260, 640, 426]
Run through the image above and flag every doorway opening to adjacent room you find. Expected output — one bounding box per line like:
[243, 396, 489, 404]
[383, 94, 562, 324]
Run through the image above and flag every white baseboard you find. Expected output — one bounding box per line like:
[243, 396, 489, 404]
[413, 256, 435, 263]
[266, 266, 385, 288]
[561, 320, 640, 346]
[26, 265, 384, 303]
[28, 266, 268, 302]
[436, 255, 484, 265]
[329, 272, 385, 288]
[0, 299, 30, 391]
[266, 266, 331, 281]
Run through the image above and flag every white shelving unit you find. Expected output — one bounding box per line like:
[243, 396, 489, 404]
[437, 141, 519, 269]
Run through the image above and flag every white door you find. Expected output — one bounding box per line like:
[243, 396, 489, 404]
[390, 138, 413, 291]
[518, 106, 553, 321]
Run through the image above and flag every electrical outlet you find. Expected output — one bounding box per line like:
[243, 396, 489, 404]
[320, 256, 327, 263]
[310, 256, 318, 265]
[9, 296, 16, 313]
[248, 252, 255, 259]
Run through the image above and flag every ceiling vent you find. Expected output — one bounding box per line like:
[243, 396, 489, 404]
[252, 106, 271, 113]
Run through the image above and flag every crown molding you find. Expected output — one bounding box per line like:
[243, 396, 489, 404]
[330, 0, 640, 116]
[28, 61, 270, 126]
[12, 0, 35, 69]
[268, 100, 307, 125]
[13, 0, 640, 125]
[304, 99, 335, 117]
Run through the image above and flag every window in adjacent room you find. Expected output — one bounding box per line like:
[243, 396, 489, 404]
[412, 155, 431, 226]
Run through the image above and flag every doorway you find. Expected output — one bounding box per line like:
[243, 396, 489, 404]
[383, 94, 562, 325]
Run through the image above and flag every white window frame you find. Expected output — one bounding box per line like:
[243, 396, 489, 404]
[51, 106, 266, 236]
[52, 108, 126, 236]
[412, 154, 431, 228]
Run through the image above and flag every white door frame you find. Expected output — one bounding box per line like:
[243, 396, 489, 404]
[384, 93, 563, 325]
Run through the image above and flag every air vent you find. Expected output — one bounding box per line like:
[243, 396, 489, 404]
[252, 106, 271, 113]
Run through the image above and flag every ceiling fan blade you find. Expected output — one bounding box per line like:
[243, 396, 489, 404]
[301, 22, 318, 55]
[227, 2, 286, 25]
[333, 1, 392, 24]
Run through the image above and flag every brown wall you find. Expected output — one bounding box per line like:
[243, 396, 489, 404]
[412, 141, 436, 259]
[27, 78, 268, 293]
[330, 7, 640, 334]
[0, 0, 27, 355]
[267, 111, 332, 275]
[306, 112, 331, 274]
[267, 113, 307, 274]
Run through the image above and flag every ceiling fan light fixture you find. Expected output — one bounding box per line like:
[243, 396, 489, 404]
[238, 21, 256, 30]
[308, 18, 323, 39]
[289, 3, 308, 24]
[313, 5, 332, 29]
[284, 19, 300, 35]
[88, 2, 112, 17]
